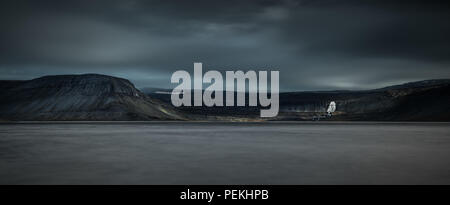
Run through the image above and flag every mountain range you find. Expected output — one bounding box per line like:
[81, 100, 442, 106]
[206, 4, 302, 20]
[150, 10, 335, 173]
[1, 74, 449, 121]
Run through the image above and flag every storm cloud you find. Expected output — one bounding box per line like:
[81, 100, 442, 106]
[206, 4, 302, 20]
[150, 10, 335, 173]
[1, 0, 450, 90]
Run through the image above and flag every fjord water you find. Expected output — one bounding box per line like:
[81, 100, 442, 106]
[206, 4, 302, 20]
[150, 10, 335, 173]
[0, 122, 449, 184]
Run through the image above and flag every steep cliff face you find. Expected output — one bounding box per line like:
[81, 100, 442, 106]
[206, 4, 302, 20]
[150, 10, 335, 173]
[0, 74, 184, 120]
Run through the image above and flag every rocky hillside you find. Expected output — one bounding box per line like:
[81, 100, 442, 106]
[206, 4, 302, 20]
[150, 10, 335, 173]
[279, 79, 450, 121]
[145, 79, 450, 121]
[0, 74, 184, 121]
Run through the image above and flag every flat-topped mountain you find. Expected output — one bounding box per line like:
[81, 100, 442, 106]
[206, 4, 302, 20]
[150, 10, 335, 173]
[0, 74, 184, 121]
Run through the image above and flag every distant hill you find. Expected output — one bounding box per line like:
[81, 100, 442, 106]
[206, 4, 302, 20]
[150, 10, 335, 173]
[139, 87, 173, 94]
[375, 79, 450, 91]
[0, 74, 184, 121]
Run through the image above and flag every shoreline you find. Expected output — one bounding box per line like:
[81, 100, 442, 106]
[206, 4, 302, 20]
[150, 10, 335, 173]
[1, 121, 450, 124]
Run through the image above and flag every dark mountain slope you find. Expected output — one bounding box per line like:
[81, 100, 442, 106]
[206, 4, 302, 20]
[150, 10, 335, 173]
[380, 84, 450, 121]
[145, 79, 450, 121]
[282, 80, 450, 121]
[279, 80, 450, 121]
[0, 74, 184, 121]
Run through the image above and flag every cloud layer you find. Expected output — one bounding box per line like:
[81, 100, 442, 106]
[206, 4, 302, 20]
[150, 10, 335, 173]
[1, 0, 450, 90]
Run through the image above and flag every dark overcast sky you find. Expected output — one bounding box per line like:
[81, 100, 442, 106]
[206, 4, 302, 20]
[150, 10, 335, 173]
[1, 0, 450, 91]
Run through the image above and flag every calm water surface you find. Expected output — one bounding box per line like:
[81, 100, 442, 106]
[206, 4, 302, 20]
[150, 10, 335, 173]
[0, 122, 449, 184]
